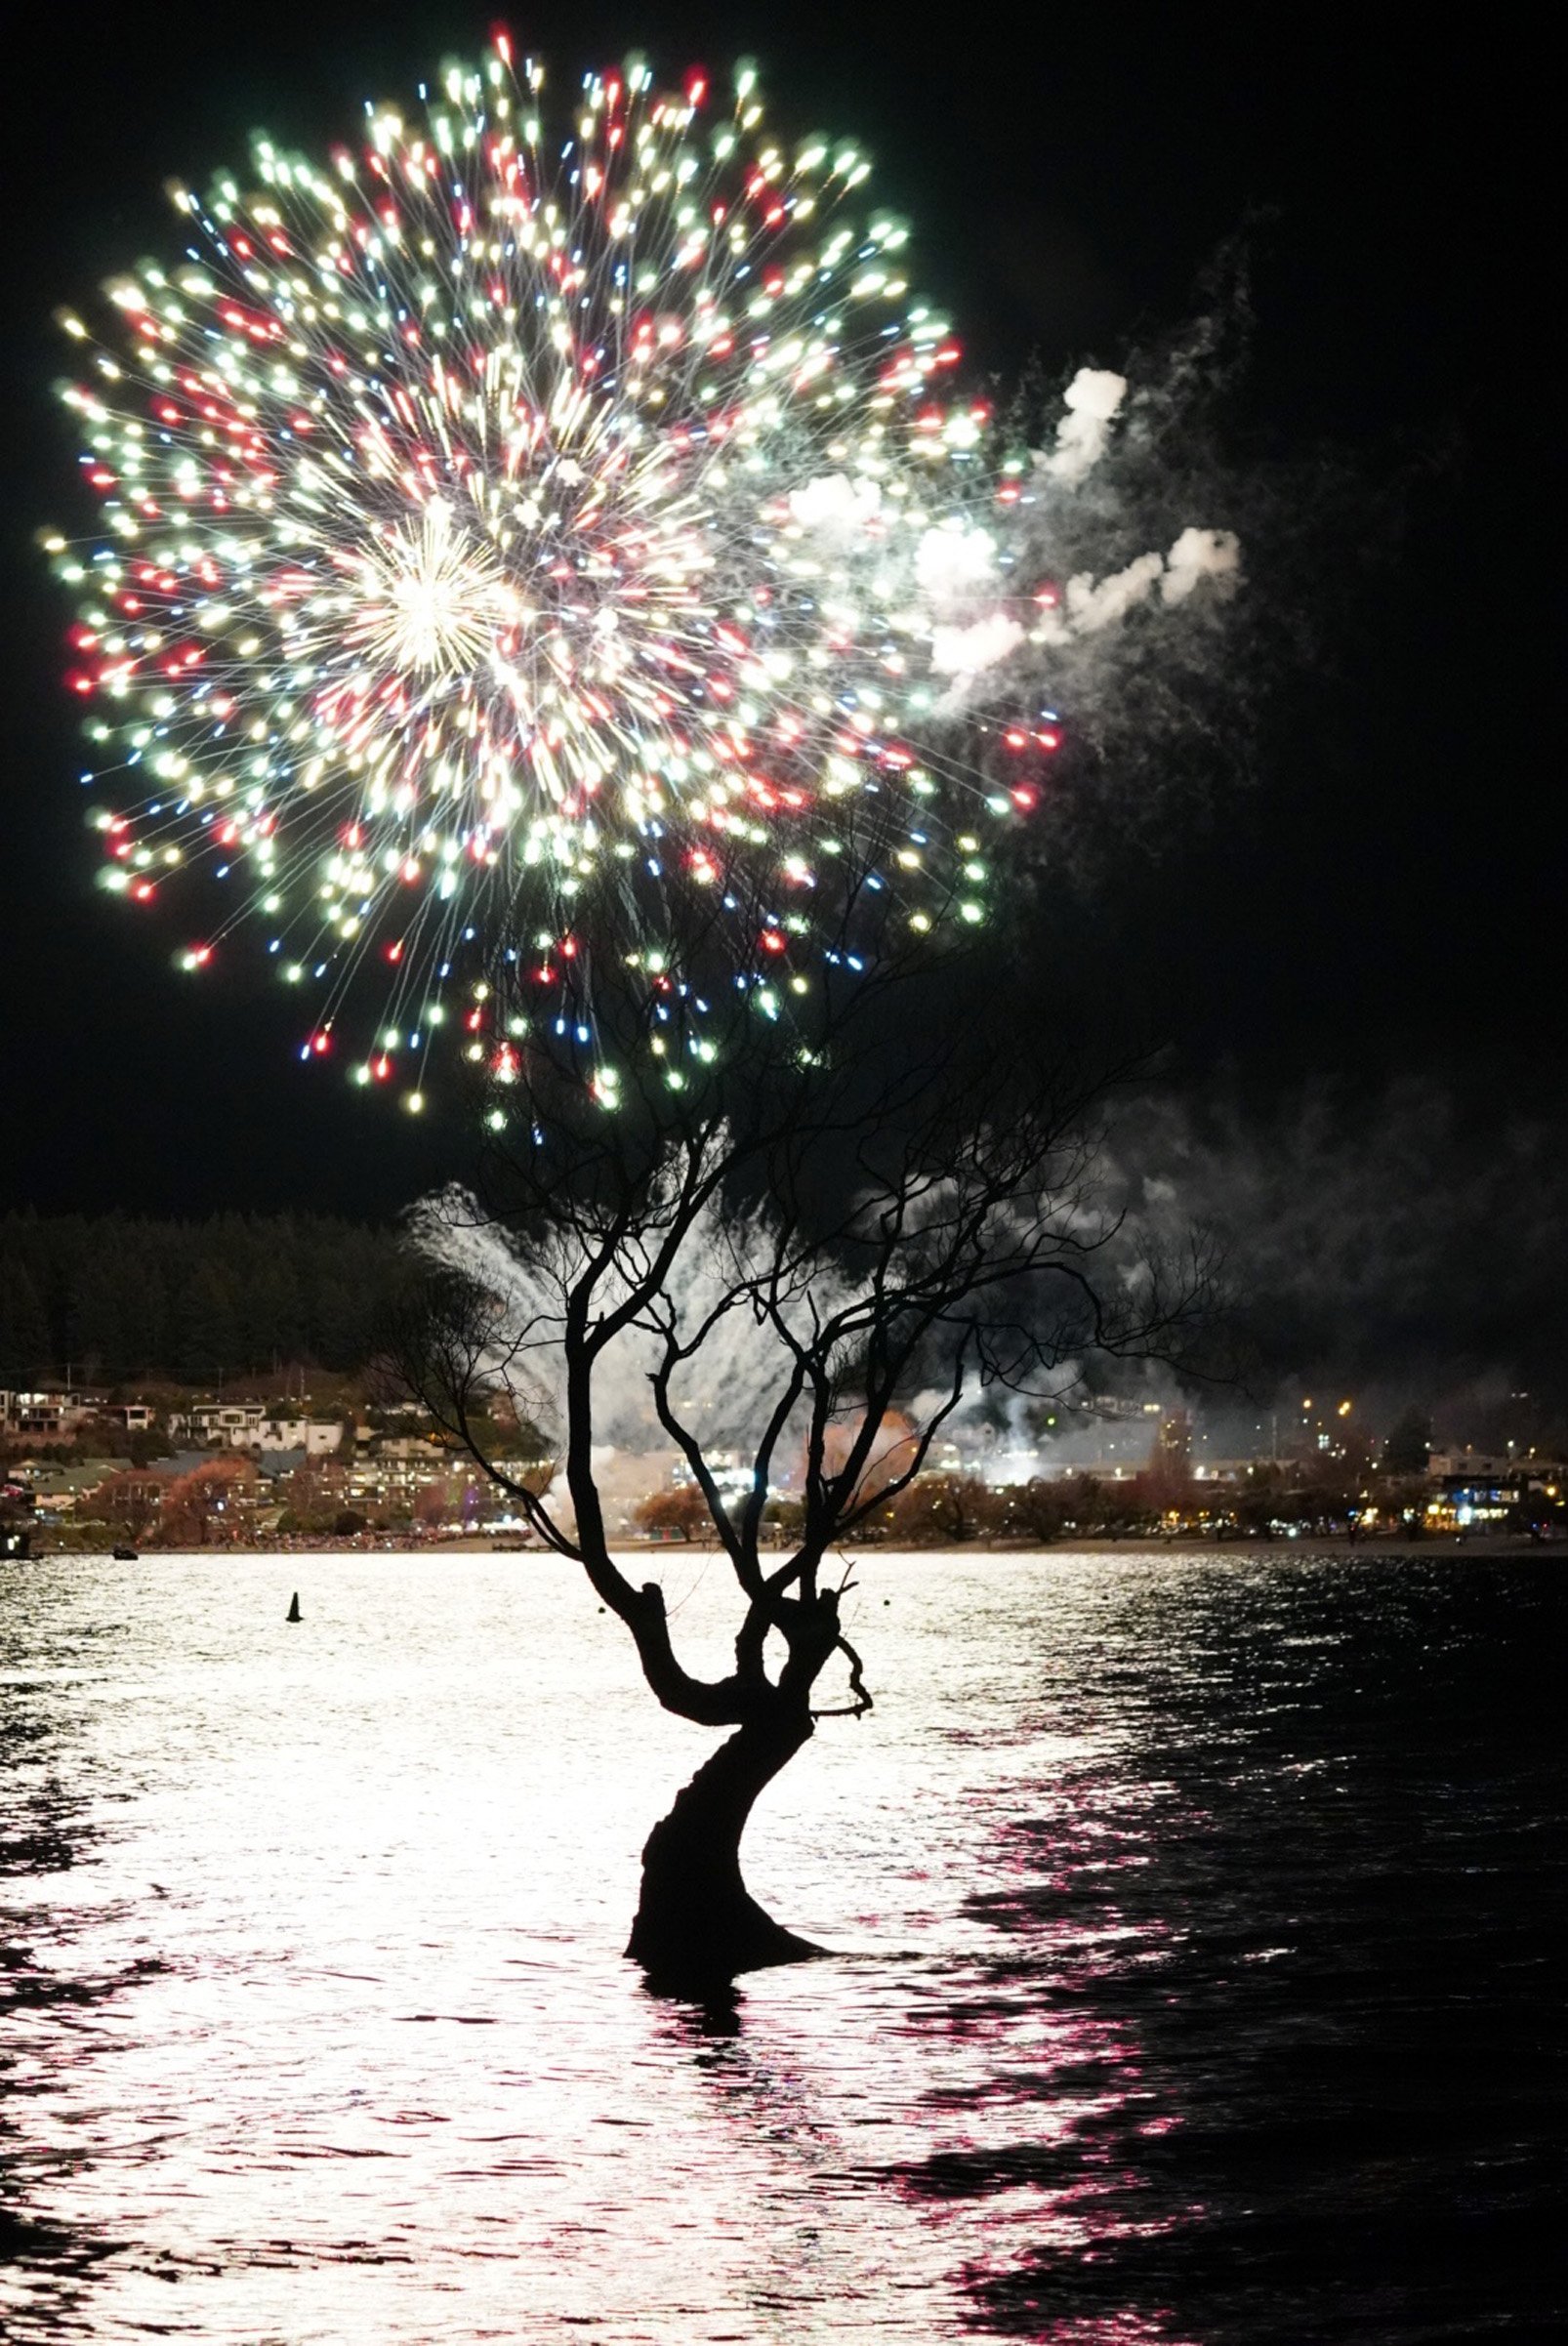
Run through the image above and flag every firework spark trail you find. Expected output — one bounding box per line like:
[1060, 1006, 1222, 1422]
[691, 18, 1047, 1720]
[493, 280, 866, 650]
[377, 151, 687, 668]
[49, 39, 1238, 1121]
[411, 1173, 868, 1459]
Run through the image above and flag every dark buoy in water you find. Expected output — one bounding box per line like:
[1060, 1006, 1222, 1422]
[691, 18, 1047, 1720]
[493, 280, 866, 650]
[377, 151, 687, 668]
[286, 1591, 302, 1624]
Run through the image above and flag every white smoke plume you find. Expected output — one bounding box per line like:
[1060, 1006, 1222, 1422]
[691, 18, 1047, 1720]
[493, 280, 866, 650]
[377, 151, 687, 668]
[408, 1163, 1116, 1476]
[929, 612, 1026, 677]
[787, 337, 1244, 744]
[411, 1183, 866, 1460]
[785, 471, 883, 540]
[1026, 529, 1243, 642]
[1035, 366, 1129, 484]
[1059, 551, 1167, 635]
[1161, 524, 1243, 605]
[914, 518, 1000, 606]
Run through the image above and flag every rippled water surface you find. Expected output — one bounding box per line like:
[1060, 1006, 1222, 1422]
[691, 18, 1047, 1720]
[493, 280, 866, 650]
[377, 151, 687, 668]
[2, 1548, 1562, 2342]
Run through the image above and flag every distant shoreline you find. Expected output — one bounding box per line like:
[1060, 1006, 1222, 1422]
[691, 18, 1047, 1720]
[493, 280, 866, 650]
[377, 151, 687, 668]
[9, 1533, 1560, 1561]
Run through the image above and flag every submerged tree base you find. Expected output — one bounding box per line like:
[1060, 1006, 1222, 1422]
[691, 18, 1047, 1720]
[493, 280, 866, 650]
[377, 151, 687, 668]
[627, 1887, 824, 1995]
[625, 1712, 826, 1992]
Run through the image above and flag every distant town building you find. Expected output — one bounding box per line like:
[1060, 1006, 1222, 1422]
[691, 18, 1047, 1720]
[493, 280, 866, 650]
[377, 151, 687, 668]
[12, 1460, 126, 1518]
[1154, 1409, 1193, 1465]
[169, 1402, 268, 1444]
[168, 1403, 344, 1455]
[1428, 1450, 1565, 1484]
[0, 1389, 106, 1441]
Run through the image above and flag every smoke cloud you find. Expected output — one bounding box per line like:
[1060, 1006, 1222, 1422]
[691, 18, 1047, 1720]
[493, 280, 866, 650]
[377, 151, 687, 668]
[1161, 524, 1243, 605]
[785, 471, 883, 539]
[914, 519, 1001, 606]
[1101, 1081, 1568, 1423]
[1035, 365, 1129, 484]
[929, 612, 1026, 677]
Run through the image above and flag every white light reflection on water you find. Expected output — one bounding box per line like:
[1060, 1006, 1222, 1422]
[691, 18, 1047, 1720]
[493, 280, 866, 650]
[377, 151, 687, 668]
[1, 1549, 1560, 2343]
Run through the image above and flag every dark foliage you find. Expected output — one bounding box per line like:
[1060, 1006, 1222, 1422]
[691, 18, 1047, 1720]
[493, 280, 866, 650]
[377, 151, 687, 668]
[0, 1211, 406, 1384]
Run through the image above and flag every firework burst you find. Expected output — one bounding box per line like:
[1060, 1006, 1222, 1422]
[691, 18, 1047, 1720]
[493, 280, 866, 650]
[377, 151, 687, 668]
[51, 40, 1069, 1113]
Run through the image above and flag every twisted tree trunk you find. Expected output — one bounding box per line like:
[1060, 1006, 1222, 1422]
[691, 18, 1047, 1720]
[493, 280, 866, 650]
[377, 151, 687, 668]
[627, 1702, 822, 1990]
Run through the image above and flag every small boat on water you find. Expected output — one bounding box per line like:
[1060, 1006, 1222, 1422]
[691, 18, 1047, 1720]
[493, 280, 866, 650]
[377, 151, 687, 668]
[112, 1544, 140, 1561]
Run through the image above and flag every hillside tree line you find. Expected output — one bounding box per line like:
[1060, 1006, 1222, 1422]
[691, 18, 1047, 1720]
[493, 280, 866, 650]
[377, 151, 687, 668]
[0, 1211, 408, 1385]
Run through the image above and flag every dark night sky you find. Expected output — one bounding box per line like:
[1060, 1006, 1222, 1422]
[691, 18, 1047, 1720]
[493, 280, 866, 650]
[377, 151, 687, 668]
[0, 5, 1555, 1270]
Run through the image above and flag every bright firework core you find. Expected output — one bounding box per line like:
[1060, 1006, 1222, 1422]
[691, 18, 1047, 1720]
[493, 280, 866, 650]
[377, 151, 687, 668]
[351, 499, 518, 681]
[52, 42, 1079, 1111]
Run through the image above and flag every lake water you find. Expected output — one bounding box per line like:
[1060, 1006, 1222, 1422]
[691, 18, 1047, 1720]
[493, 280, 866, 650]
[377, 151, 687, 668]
[1, 1548, 1561, 2343]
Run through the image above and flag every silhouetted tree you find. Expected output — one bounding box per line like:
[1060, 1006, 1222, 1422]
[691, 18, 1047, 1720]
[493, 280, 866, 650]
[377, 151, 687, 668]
[999, 1477, 1069, 1543]
[880, 1471, 992, 1543]
[157, 1456, 255, 1546]
[384, 953, 1215, 1993]
[1382, 1405, 1431, 1475]
[0, 1260, 50, 1384]
[80, 1469, 161, 1543]
[634, 1483, 715, 1542]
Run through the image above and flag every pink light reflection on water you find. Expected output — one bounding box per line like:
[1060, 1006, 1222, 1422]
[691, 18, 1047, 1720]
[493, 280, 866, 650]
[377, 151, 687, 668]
[1, 1550, 1226, 2343]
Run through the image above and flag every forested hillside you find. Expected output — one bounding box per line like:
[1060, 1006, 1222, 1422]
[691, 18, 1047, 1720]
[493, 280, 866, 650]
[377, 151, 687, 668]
[0, 1213, 409, 1383]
